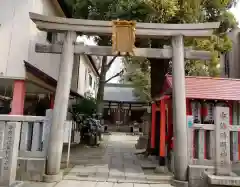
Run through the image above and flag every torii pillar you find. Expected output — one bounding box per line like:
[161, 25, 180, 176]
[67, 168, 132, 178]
[171, 35, 188, 185]
[45, 31, 76, 179]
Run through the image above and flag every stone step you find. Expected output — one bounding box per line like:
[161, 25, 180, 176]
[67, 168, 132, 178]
[145, 174, 173, 184]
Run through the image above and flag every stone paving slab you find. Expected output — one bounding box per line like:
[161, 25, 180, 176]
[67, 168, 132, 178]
[114, 183, 134, 187]
[134, 184, 150, 187]
[59, 133, 173, 186]
[96, 182, 114, 187]
[20, 133, 174, 187]
[21, 182, 57, 187]
[150, 184, 173, 187]
[55, 180, 97, 187]
[21, 180, 174, 187]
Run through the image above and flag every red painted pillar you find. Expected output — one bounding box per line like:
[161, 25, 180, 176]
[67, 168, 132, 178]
[168, 99, 173, 127]
[10, 80, 25, 115]
[166, 99, 173, 153]
[186, 99, 192, 115]
[228, 102, 233, 126]
[151, 103, 156, 148]
[160, 98, 166, 157]
[50, 94, 55, 109]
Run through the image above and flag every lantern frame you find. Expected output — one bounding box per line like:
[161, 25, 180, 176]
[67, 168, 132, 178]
[112, 20, 136, 55]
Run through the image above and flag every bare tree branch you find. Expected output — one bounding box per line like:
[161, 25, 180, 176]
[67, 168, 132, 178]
[142, 89, 151, 98]
[105, 69, 124, 83]
[106, 55, 118, 70]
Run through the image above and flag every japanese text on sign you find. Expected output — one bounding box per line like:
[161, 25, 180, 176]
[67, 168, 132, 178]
[3, 125, 13, 171]
[215, 107, 231, 175]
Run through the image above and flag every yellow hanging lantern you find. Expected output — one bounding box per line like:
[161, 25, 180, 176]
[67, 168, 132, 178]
[112, 20, 136, 55]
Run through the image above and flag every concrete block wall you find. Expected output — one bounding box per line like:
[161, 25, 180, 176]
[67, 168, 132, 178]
[16, 158, 46, 182]
[188, 165, 240, 187]
[188, 165, 214, 187]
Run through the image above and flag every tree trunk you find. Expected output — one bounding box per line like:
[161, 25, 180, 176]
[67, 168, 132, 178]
[96, 56, 108, 114]
[135, 111, 152, 157]
[144, 110, 152, 156]
[144, 58, 169, 156]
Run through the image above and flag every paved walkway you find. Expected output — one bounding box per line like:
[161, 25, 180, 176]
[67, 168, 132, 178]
[23, 133, 173, 187]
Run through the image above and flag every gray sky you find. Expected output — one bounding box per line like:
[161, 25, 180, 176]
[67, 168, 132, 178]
[231, 2, 240, 26]
[78, 2, 240, 83]
[76, 36, 123, 83]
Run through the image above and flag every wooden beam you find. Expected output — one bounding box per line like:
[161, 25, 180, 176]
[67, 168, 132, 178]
[229, 125, 240, 132]
[30, 13, 220, 37]
[36, 43, 63, 54]
[35, 43, 212, 60]
[191, 123, 240, 132]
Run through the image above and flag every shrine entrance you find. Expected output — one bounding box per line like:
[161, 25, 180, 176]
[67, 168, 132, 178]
[29, 12, 219, 186]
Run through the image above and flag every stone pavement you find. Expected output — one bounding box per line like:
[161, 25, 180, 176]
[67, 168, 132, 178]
[22, 133, 173, 187]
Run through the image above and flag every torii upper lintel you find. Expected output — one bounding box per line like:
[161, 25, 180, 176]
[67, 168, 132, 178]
[29, 12, 220, 38]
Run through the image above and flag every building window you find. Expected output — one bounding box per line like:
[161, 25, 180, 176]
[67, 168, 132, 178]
[89, 74, 93, 87]
[47, 32, 53, 43]
[47, 32, 57, 43]
[94, 81, 96, 90]
[85, 69, 87, 81]
[224, 53, 230, 77]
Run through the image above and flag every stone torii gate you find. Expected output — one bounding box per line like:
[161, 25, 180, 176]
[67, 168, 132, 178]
[29, 12, 219, 186]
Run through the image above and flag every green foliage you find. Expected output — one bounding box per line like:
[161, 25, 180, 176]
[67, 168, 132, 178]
[69, 92, 96, 122]
[122, 57, 151, 101]
[122, 0, 237, 101]
[66, 0, 238, 102]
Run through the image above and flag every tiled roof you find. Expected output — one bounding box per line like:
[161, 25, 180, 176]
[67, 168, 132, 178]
[166, 75, 240, 101]
[104, 84, 141, 102]
[24, 61, 81, 97]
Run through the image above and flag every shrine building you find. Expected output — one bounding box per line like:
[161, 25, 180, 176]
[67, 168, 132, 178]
[103, 83, 149, 131]
[152, 75, 240, 161]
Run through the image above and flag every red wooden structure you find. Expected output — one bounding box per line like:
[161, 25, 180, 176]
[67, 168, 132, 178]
[151, 75, 240, 160]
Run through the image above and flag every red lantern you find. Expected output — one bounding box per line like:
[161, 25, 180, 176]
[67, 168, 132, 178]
[202, 102, 215, 124]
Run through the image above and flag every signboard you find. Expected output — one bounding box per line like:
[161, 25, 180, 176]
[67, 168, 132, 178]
[133, 127, 139, 134]
[63, 121, 72, 143]
[215, 107, 231, 176]
[187, 115, 194, 128]
[112, 20, 136, 55]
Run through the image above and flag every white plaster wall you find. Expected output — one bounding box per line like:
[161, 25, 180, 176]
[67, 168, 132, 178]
[28, 0, 62, 80]
[0, 0, 32, 78]
[0, 0, 14, 76]
[78, 55, 87, 96]
[78, 55, 98, 98]
[0, 0, 62, 79]
[227, 29, 240, 78]
[87, 70, 97, 98]
[71, 56, 80, 93]
[0, 0, 97, 98]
